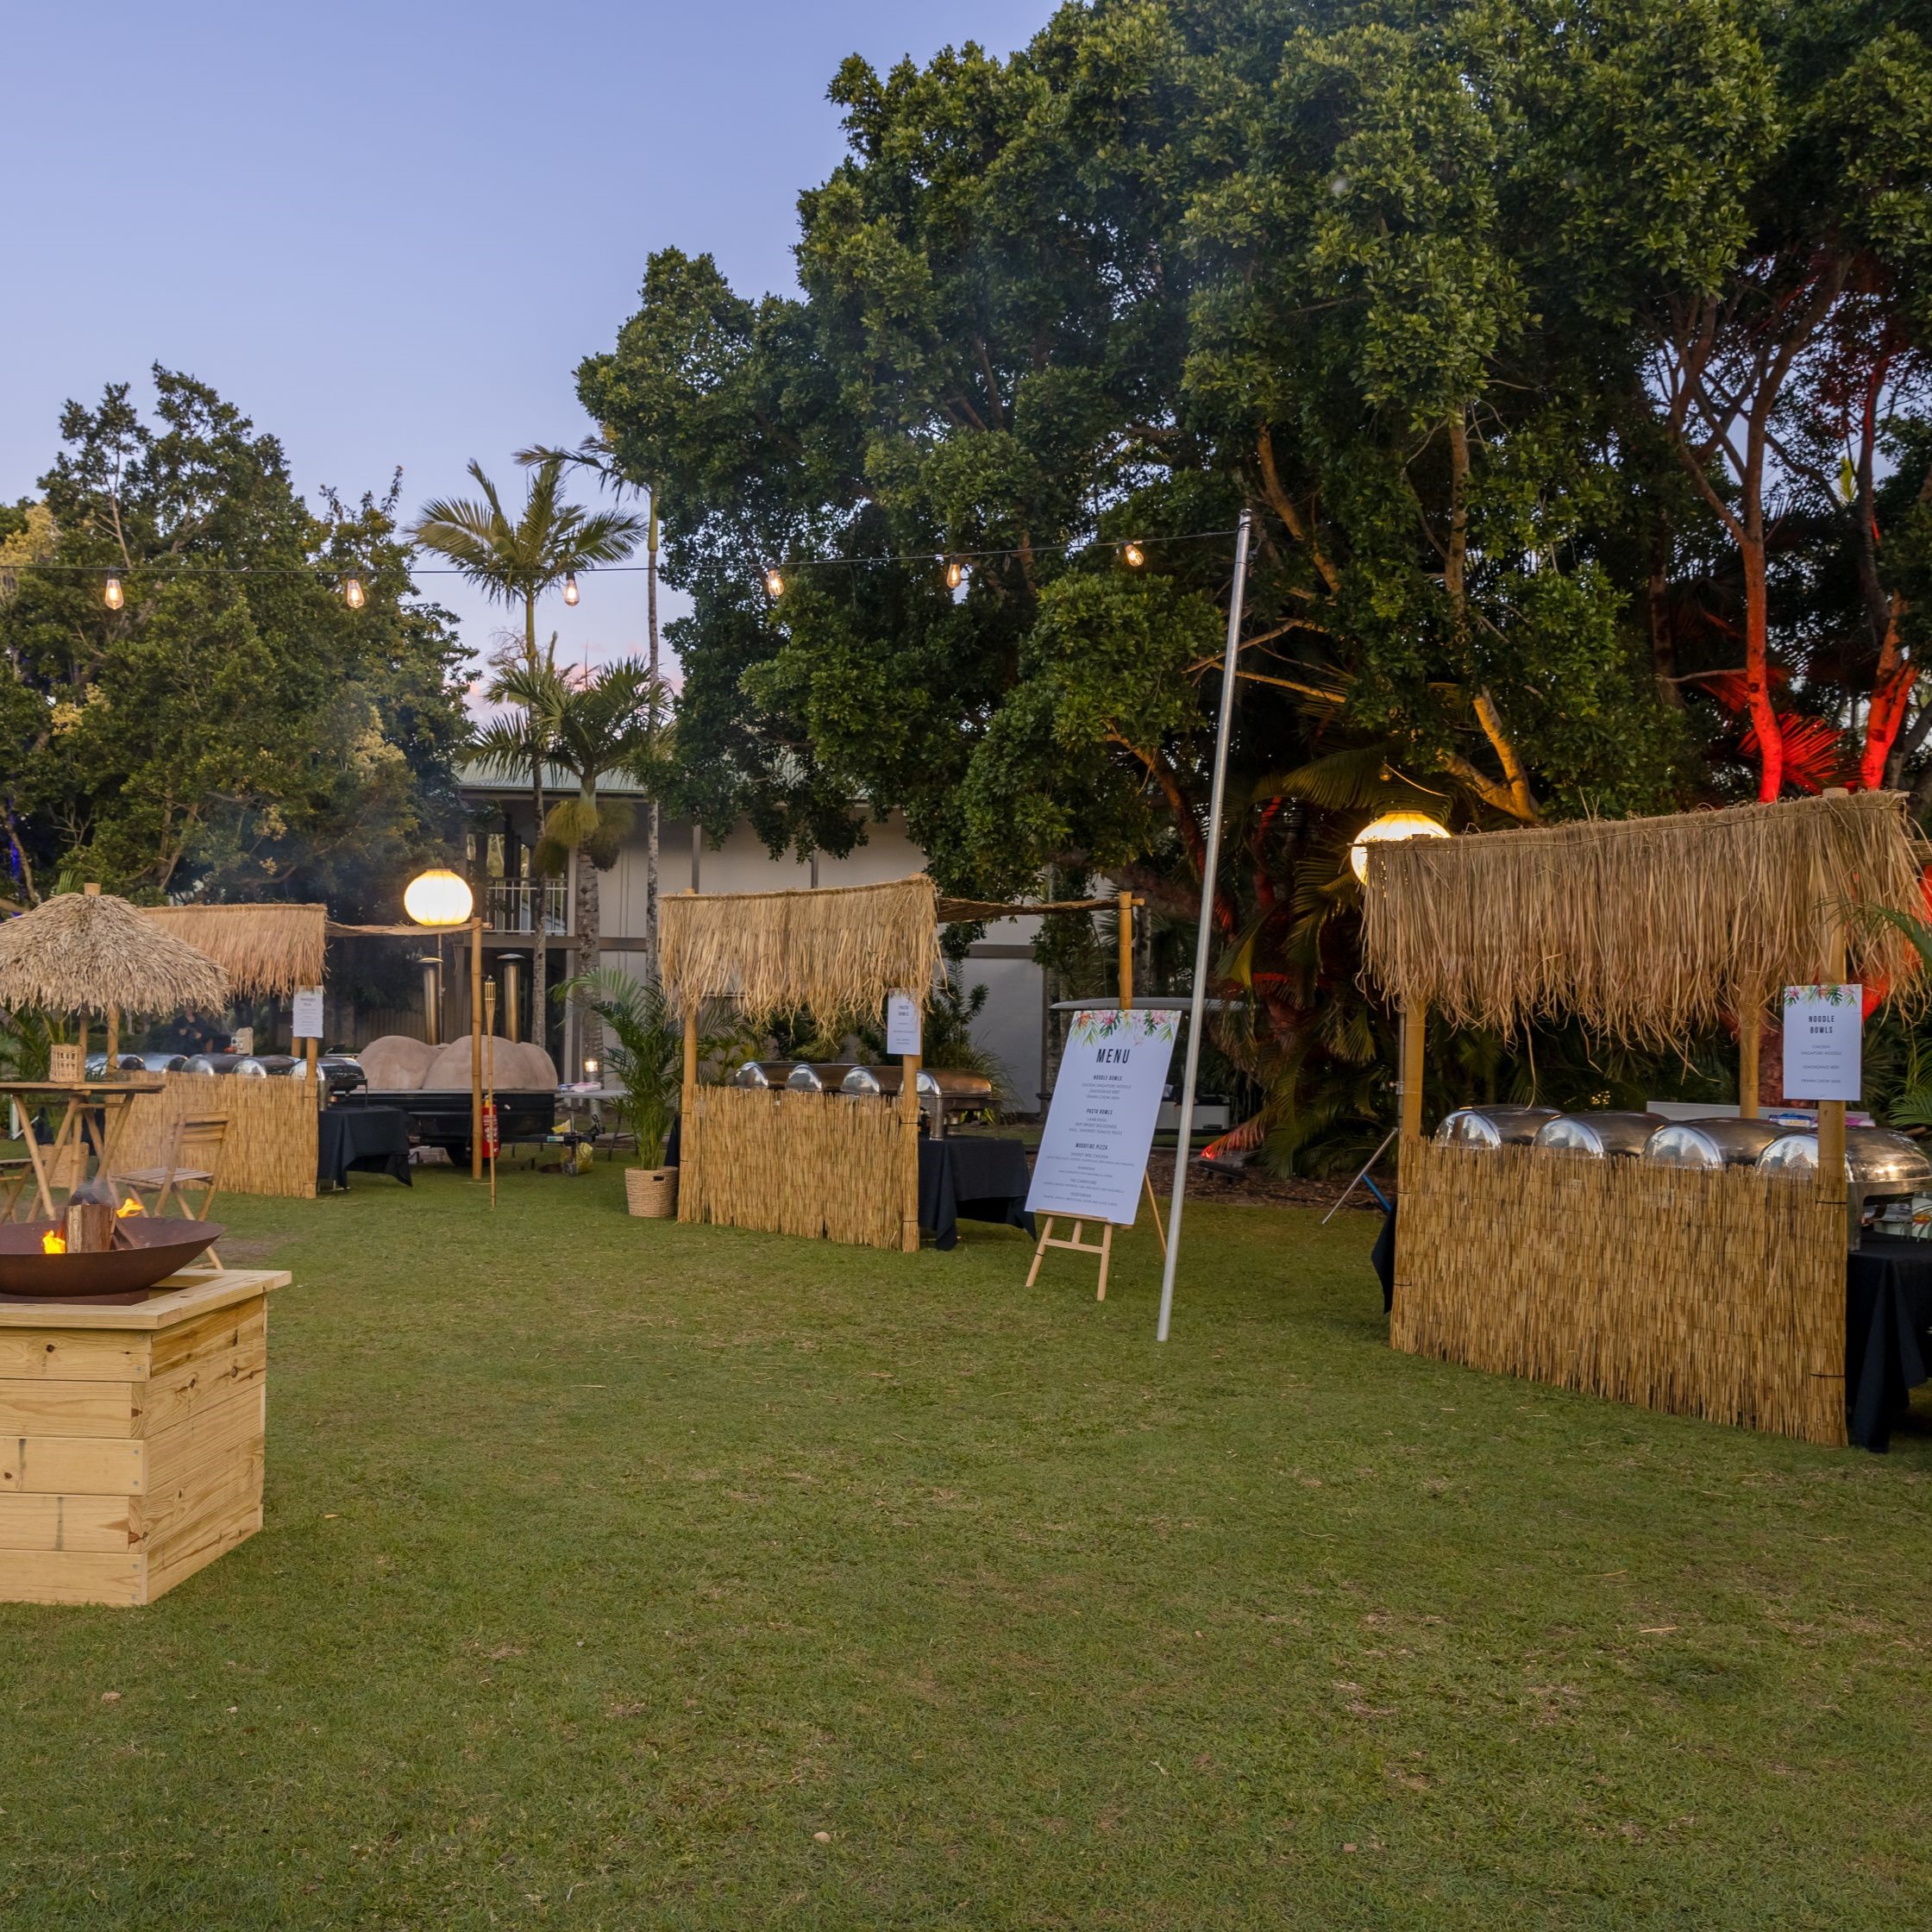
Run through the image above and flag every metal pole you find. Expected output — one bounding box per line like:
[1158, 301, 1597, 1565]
[1157, 507, 1252, 1343]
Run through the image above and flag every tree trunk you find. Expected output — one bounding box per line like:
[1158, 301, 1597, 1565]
[1741, 529, 1783, 800]
[1648, 519, 1681, 706]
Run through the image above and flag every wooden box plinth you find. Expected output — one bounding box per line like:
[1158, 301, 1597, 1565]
[0, 1269, 289, 1606]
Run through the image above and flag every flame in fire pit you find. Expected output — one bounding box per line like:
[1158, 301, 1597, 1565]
[41, 1229, 66, 1255]
[116, 1195, 141, 1218]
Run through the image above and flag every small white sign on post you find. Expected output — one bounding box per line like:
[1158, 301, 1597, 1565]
[292, 985, 325, 1043]
[1782, 983, 1863, 1102]
[885, 990, 922, 1057]
[1027, 1009, 1180, 1226]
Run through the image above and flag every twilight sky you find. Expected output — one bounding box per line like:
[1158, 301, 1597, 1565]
[1, 0, 1049, 681]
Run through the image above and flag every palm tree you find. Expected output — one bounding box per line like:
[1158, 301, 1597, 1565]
[411, 458, 643, 1042]
[474, 657, 668, 1074]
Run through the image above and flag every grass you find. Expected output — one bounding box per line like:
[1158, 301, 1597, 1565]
[2, 1164, 1929, 1929]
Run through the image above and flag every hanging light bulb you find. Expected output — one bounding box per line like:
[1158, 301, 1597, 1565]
[103, 574, 123, 611]
[764, 567, 786, 599]
[562, 572, 580, 606]
[1121, 541, 1146, 569]
[945, 559, 966, 590]
[342, 574, 366, 611]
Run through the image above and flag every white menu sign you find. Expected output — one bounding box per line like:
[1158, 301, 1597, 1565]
[1782, 983, 1862, 1102]
[292, 985, 325, 1041]
[885, 990, 922, 1057]
[1027, 1009, 1179, 1226]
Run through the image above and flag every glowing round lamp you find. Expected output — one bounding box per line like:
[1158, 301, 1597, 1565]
[405, 868, 474, 927]
[1349, 812, 1450, 883]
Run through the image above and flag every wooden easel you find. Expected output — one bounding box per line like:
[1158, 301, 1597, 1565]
[1026, 889, 1170, 1299]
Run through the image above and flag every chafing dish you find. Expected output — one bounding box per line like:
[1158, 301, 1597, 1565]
[786, 1063, 862, 1094]
[1534, 1111, 1668, 1157]
[1434, 1106, 1559, 1148]
[732, 1061, 803, 1089]
[1642, 1119, 1790, 1169]
[839, 1064, 997, 1137]
[1757, 1127, 1932, 1187]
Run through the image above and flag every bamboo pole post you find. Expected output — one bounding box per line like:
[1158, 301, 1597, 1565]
[1738, 992, 1760, 1119]
[900, 1049, 922, 1253]
[1816, 790, 1848, 1212]
[484, 981, 498, 1210]
[1399, 1000, 1426, 1145]
[1117, 890, 1167, 1258]
[469, 917, 484, 1181]
[104, 1004, 119, 1068]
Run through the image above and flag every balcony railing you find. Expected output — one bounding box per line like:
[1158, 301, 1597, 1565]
[486, 881, 568, 937]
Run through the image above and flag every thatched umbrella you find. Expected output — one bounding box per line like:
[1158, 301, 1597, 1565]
[0, 886, 229, 1064]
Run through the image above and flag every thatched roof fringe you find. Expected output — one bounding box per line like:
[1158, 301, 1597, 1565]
[1359, 791, 1932, 1045]
[659, 875, 942, 1032]
[0, 893, 229, 1017]
[141, 903, 328, 998]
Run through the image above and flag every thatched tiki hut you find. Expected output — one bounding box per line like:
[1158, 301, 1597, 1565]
[1358, 791, 1931, 1447]
[660, 875, 941, 1252]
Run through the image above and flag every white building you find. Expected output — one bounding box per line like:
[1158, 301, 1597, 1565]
[458, 768, 1051, 1110]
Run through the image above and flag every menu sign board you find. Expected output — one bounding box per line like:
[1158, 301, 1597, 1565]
[885, 990, 922, 1057]
[292, 986, 325, 1042]
[1782, 983, 1863, 1102]
[1027, 1009, 1179, 1226]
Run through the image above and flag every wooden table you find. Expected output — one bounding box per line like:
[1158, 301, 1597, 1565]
[0, 1076, 166, 1220]
[0, 1266, 287, 1606]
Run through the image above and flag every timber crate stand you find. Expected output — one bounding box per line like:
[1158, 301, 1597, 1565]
[1358, 790, 1932, 1449]
[0, 1268, 288, 1606]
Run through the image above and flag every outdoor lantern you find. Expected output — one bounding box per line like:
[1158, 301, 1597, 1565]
[562, 572, 580, 605]
[1349, 811, 1451, 883]
[103, 574, 123, 611]
[764, 567, 785, 599]
[1121, 541, 1145, 569]
[404, 867, 474, 927]
[945, 558, 966, 590]
[342, 574, 366, 610]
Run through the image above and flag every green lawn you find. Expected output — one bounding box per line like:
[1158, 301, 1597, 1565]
[2, 1165, 1928, 1929]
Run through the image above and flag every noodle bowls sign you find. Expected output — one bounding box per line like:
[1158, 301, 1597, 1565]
[1027, 1010, 1178, 1226]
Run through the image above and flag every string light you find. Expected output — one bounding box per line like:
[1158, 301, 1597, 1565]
[1122, 541, 1146, 568]
[764, 568, 786, 599]
[103, 575, 122, 611]
[945, 559, 967, 589]
[342, 574, 366, 610]
[562, 572, 580, 605]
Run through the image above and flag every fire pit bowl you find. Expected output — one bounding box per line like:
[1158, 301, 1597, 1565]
[0, 1218, 226, 1303]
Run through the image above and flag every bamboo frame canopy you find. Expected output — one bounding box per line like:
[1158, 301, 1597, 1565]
[0, 889, 228, 1017]
[140, 902, 327, 999]
[660, 875, 942, 1032]
[1359, 790, 1932, 1046]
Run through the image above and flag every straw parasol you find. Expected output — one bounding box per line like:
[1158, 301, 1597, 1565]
[0, 887, 229, 1021]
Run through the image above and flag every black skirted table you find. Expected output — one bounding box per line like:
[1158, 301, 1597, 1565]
[1371, 1208, 1932, 1452]
[919, 1136, 1035, 1251]
[318, 1105, 412, 1191]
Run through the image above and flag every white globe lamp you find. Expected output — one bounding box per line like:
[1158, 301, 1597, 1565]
[1350, 812, 1450, 884]
[405, 868, 474, 928]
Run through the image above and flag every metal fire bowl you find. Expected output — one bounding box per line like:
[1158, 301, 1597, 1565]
[0, 1219, 226, 1304]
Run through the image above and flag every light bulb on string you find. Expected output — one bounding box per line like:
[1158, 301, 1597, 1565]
[945, 559, 966, 590]
[764, 568, 786, 599]
[562, 573, 580, 606]
[103, 574, 123, 611]
[342, 574, 366, 610]
[1121, 541, 1146, 569]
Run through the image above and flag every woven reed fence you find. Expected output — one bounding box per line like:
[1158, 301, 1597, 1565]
[678, 1086, 910, 1250]
[1394, 1139, 1847, 1446]
[110, 1073, 318, 1200]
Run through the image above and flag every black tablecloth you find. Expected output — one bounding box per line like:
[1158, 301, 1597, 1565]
[318, 1105, 412, 1189]
[1373, 1209, 1932, 1451]
[919, 1136, 1034, 1251]
[1846, 1238, 1932, 1452]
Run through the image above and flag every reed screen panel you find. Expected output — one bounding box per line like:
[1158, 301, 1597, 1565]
[1393, 1139, 1847, 1446]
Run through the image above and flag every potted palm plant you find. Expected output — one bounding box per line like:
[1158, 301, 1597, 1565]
[561, 969, 684, 1217]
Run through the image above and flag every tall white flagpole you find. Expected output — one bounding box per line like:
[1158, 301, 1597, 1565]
[1156, 507, 1253, 1343]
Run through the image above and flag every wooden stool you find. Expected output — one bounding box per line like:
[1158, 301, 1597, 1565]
[112, 1115, 229, 1265]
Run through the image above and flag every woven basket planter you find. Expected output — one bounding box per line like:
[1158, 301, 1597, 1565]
[625, 1165, 679, 1220]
